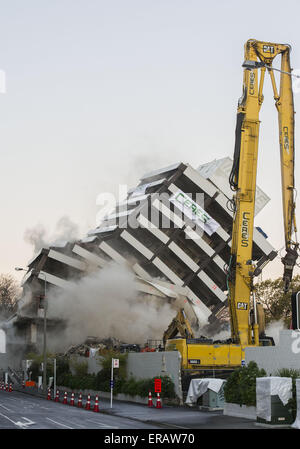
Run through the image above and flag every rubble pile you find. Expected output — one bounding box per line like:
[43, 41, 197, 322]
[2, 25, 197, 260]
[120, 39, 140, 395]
[63, 336, 123, 357]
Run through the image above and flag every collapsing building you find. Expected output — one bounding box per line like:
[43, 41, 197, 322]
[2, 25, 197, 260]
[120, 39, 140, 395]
[2, 157, 277, 367]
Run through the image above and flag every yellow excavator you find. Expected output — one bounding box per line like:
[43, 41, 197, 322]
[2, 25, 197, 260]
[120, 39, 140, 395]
[163, 309, 195, 347]
[165, 39, 299, 376]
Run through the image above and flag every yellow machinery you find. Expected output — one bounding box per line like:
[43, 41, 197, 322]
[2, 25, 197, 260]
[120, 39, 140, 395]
[166, 39, 299, 375]
[163, 309, 195, 347]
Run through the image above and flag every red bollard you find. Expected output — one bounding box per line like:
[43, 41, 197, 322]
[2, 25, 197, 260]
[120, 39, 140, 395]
[9, 383, 12, 393]
[63, 391, 68, 404]
[70, 392, 75, 406]
[85, 394, 91, 410]
[93, 395, 99, 413]
[148, 391, 153, 407]
[54, 390, 60, 402]
[156, 392, 162, 409]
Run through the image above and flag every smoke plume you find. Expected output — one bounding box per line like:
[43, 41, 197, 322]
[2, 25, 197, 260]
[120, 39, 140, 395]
[47, 264, 176, 350]
[265, 320, 285, 345]
[24, 216, 79, 254]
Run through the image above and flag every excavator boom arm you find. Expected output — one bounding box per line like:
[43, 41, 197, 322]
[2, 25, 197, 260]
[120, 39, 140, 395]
[228, 39, 298, 345]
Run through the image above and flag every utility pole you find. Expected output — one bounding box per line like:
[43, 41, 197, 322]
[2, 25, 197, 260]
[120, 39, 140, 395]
[40, 273, 47, 393]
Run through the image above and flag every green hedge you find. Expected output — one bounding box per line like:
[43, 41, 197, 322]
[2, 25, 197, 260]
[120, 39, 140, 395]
[59, 372, 176, 398]
[224, 361, 266, 406]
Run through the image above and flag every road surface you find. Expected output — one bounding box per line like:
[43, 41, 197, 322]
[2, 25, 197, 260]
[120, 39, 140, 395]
[0, 388, 260, 430]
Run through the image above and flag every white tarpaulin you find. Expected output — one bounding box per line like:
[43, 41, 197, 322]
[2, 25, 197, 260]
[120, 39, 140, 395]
[185, 378, 225, 405]
[256, 377, 293, 422]
[169, 189, 220, 236]
[89, 348, 98, 358]
[292, 379, 300, 429]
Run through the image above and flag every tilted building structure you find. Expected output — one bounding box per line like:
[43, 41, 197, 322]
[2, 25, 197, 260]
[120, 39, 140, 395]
[2, 157, 277, 367]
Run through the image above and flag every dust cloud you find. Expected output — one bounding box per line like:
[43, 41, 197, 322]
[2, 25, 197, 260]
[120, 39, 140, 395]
[24, 216, 79, 254]
[47, 263, 176, 351]
[265, 320, 285, 345]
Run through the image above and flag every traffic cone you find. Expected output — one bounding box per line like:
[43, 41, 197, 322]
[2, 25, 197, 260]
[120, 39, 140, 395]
[148, 391, 153, 407]
[55, 390, 60, 402]
[63, 391, 68, 404]
[77, 392, 83, 408]
[93, 395, 99, 413]
[156, 392, 162, 409]
[9, 383, 12, 393]
[70, 392, 75, 406]
[5, 383, 8, 391]
[47, 388, 51, 400]
[85, 394, 91, 410]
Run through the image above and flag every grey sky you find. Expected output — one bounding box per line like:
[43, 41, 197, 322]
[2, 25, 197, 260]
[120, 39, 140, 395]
[0, 0, 299, 282]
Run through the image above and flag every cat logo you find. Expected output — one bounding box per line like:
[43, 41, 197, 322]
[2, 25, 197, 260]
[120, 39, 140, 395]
[237, 302, 248, 310]
[263, 45, 275, 54]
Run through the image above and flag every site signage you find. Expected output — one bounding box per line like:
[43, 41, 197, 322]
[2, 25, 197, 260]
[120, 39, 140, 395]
[113, 358, 119, 368]
[154, 378, 162, 393]
[169, 189, 220, 236]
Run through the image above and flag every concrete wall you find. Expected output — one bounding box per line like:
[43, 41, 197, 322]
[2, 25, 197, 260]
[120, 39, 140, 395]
[71, 355, 103, 375]
[126, 351, 183, 402]
[245, 330, 300, 375]
[71, 351, 183, 403]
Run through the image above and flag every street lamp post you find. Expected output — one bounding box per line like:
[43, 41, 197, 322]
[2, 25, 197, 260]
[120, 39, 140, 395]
[15, 267, 48, 394]
[39, 272, 47, 393]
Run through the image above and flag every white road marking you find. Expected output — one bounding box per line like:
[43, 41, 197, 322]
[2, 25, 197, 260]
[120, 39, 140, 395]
[0, 411, 22, 428]
[46, 418, 73, 429]
[21, 417, 35, 426]
[57, 418, 86, 429]
[159, 422, 188, 429]
[88, 419, 119, 429]
[0, 403, 12, 412]
[15, 417, 35, 429]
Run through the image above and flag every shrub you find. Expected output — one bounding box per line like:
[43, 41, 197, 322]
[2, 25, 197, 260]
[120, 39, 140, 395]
[95, 352, 127, 393]
[120, 376, 176, 399]
[70, 359, 88, 377]
[224, 361, 266, 406]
